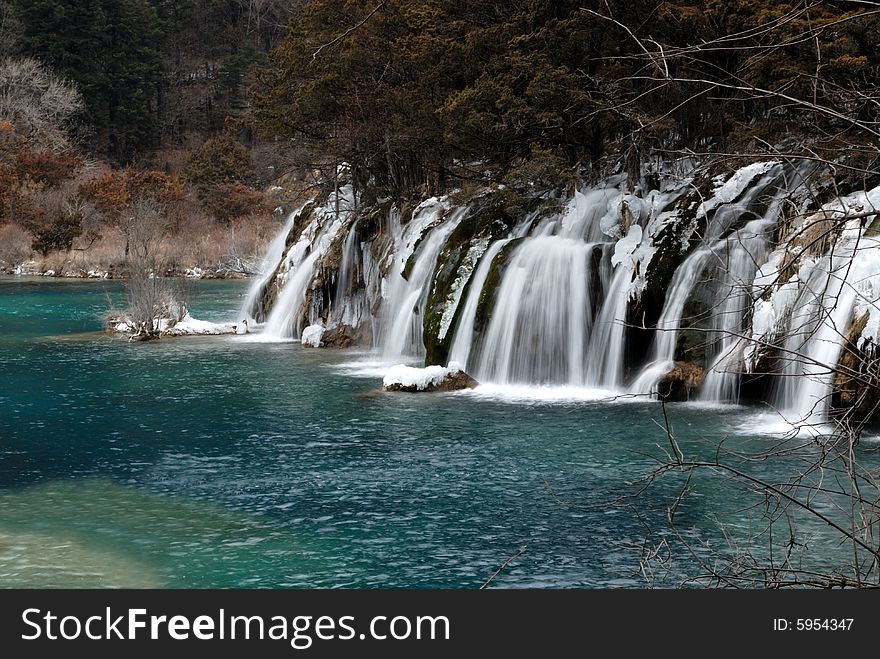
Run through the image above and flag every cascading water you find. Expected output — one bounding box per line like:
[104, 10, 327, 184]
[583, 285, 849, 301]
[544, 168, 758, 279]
[379, 206, 467, 361]
[474, 236, 596, 385]
[471, 189, 619, 386]
[630, 249, 712, 394]
[329, 220, 370, 331]
[699, 216, 777, 402]
[447, 240, 510, 370]
[584, 247, 633, 389]
[447, 217, 535, 370]
[243, 160, 880, 428]
[629, 164, 787, 397]
[238, 206, 303, 324]
[260, 187, 353, 340]
[771, 233, 880, 425]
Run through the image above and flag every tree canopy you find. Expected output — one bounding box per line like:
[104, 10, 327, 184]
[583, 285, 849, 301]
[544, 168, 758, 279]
[254, 1, 880, 198]
[11, 0, 164, 162]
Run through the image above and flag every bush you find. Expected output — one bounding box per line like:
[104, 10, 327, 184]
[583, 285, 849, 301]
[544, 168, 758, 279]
[203, 182, 268, 224]
[184, 134, 252, 192]
[0, 223, 32, 265]
[15, 149, 82, 186]
[27, 201, 84, 256]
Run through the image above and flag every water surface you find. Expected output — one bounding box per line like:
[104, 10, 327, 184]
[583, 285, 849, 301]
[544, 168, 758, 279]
[0, 277, 873, 587]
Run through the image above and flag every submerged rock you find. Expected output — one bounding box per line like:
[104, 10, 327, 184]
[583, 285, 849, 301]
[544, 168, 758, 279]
[656, 362, 704, 402]
[383, 362, 479, 393]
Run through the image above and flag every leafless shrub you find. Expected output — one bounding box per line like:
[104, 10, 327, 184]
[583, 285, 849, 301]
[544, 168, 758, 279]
[122, 196, 166, 266]
[119, 197, 186, 338]
[222, 214, 278, 274]
[0, 57, 83, 150]
[0, 223, 33, 266]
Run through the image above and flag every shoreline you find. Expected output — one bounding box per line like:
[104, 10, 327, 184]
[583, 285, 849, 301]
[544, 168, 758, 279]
[0, 265, 253, 281]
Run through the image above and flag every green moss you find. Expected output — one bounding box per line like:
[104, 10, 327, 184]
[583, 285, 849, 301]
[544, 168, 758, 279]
[421, 191, 538, 365]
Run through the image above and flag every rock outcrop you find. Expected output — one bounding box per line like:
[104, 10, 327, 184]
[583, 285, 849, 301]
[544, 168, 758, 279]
[656, 362, 704, 402]
[383, 363, 479, 393]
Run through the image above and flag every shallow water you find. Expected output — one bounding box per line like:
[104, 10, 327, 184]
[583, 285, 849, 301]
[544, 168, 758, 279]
[0, 276, 875, 587]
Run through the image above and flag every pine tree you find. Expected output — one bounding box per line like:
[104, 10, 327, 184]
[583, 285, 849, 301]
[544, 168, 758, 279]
[12, 0, 163, 162]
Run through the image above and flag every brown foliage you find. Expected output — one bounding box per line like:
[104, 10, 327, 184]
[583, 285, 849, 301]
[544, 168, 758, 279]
[203, 182, 269, 224]
[15, 150, 82, 187]
[77, 168, 184, 222]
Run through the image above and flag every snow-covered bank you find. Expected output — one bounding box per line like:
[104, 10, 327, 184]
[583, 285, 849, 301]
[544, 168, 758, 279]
[111, 314, 241, 338]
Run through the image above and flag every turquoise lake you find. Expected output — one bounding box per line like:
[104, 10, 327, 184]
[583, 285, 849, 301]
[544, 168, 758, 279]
[1, 276, 876, 588]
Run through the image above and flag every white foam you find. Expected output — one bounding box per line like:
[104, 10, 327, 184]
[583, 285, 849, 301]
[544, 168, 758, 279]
[464, 383, 630, 404]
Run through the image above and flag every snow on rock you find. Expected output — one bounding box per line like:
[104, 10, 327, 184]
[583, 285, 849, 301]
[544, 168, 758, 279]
[741, 185, 880, 369]
[848, 237, 880, 350]
[184, 267, 204, 278]
[697, 161, 780, 220]
[861, 307, 880, 350]
[13, 261, 40, 275]
[382, 361, 478, 392]
[163, 316, 236, 336]
[438, 237, 490, 341]
[111, 314, 237, 337]
[394, 196, 451, 275]
[712, 161, 779, 204]
[301, 324, 325, 347]
[597, 192, 645, 241]
[611, 224, 643, 268]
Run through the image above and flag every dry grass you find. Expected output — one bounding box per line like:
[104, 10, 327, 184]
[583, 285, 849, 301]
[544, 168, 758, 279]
[0, 223, 33, 267]
[4, 213, 279, 277]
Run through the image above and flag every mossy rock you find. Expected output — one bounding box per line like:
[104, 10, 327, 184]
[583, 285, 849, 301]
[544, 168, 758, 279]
[421, 193, 535, 365]
[472, 237, 525, 339]
[639, 179, 714, 329]
[288, 201, 318, 251]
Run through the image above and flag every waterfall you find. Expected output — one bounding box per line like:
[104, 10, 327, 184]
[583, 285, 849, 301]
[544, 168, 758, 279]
[241, 161, 880, 426]
[330, 220, 369, 331]
[447, 217, 535, 370]
[447, 239, 511, 370]
[771, 236, 880, 425]
[470, 189, 618, 386]
[260, 188, 353, 340]
[630, 249, 712, 394]
[474, 236, 597, 385]
[629, 165, 785, 396]
[238, 206, 302, 323]
[699, 216, 777, 402]
[379, 206, 467, 361]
